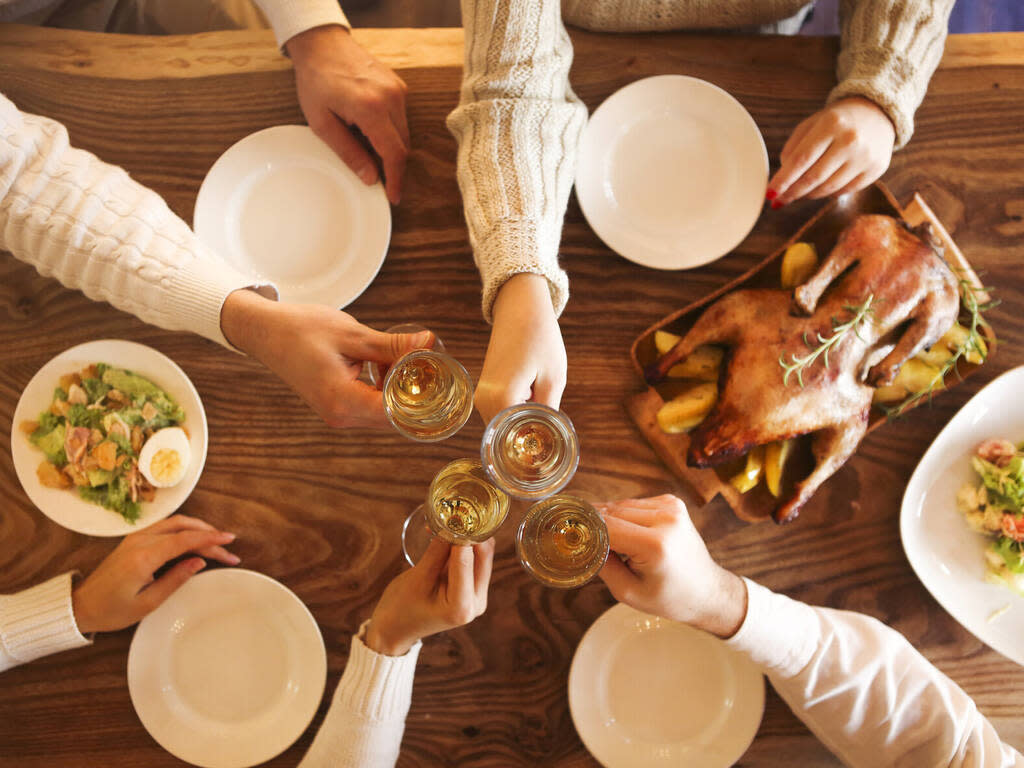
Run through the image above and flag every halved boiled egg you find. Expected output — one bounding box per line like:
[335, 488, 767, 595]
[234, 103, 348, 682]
[138, 427, 191, 488]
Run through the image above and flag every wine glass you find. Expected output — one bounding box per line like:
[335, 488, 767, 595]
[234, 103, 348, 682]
[402, 458, 511, 566]
[383, 349, 474, 442]
[481, 403, 579, 499]
[515, 493, 609, 588]
[364, 323, 446, 387]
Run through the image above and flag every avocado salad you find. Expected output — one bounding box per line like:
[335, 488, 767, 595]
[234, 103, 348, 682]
[957, 438, 1024, 595]
[21, 363, 186, 523]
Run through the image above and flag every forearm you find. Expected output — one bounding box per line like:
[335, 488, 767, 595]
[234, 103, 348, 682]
[726, 579, 1023, 767]
[298, 623, 421, 768]
[0, 574, 90, 673]
[832, 0, 956, 147]
[251, 0, 350, 50]
[447, 0, 587, 321]
[0, 95, 275, 349]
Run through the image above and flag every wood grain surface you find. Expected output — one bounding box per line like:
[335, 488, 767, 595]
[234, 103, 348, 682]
[1, 24, 1023, 768]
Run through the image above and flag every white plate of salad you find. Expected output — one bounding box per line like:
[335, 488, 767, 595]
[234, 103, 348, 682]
[901, 365, 1024, 667]
[11, 340, 208, 537]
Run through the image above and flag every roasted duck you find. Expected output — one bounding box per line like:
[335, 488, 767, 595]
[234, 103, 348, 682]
[647, 215, 961, 523]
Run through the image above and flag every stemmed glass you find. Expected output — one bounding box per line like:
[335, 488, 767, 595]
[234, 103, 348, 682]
[515, 493, 609, 589]
[481, 403, 580, 499]
[402, 458, 511, 566]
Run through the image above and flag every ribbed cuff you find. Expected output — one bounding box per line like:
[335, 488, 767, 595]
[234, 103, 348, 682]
[254, 0, 351, 50]
[724, 578, 819, 677]
[0, 573, 90, 670]
[334, 620, 422, 722]
[476, 219, 569, 323]
[163, 245, 277, 351]
[828, 48, 918, 149]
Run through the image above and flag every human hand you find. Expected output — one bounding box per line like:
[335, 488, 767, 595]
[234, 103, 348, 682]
[475, 274, 567, 425]
[221, 290, 433, 428]
[597, 495, 747, 638]
[287, 25, 409, 204]
[364, 538, 495, 656]
[71, 516, 239, 635]
[767, 97, 895, 207]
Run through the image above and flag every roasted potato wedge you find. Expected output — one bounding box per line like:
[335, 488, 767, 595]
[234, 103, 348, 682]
[915, 321, 986, 368]
[656, 382, 718, 434]
[780, 242, 819, 289]
[873, 358, 945, 403]
[730, 445, 765, 493]
[654, 331, 723, 381]
[764, 439, 793, 497]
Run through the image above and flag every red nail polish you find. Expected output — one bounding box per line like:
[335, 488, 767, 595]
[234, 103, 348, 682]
[771, 200, 784, 210]
[765, 188, 777, 201]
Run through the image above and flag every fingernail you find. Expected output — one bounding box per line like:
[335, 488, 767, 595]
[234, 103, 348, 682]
[226, 554, 241, 565]
[771, 200, 784, 210]
[765, 188, 777, 201]
[190, 558, 206, 573]
[359, 167, 376, 185]
[222, 532, 237, 542]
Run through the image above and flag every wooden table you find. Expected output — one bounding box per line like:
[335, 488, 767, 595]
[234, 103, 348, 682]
[1, 24, 1023, 768]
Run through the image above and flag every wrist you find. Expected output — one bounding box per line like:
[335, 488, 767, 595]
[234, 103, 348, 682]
[693, 568, 748, 639]
[285, 24, 351, 62]
[364, 618, 415, 657]
[493, 274, 554, 322]
[71, 588, 97, 636]
[221, 289, 276, 358]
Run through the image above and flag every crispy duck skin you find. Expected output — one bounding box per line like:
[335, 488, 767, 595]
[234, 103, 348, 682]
[647, 215, 960, 523]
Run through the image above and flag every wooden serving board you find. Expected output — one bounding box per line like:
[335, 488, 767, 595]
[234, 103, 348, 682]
[626, 184, 997, 523]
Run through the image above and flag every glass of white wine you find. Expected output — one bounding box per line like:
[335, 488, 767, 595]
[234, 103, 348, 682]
[364, 323, 447, 387]
[402, 458, 511, 566]
[516, 494, 609, 588]
[481, 403, 579, 500]
[382, 347, 474, 442]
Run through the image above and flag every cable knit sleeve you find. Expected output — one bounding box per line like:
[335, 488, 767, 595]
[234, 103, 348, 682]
[447, 0, 587, 322]
[726, 579, 1023, 767]
[252, 0, 350, 50]
[0, 93, 276, 349]
[298, 621, 421, 768]
[830, 0, 956, 148]
[0, 573, 90, 673]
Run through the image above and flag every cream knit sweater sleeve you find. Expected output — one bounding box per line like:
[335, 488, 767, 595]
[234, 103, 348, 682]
[0, 93, 276, 349]
[447, 0, 588, 322]
[0, 573, 90, 673]
[727, 579, 1023, 767]
[830, 0, 956, 148]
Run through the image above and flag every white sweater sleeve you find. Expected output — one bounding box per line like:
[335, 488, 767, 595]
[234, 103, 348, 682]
[298, 622, 421, 768]
[0, 573, 90, 673]
[0, 93, 276, 350]
[726, 578, 1023, 767]
[447, 0, 588, 322]
[252, 0, 351, 49]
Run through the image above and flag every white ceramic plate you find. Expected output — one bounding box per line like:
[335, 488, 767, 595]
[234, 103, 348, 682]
[569, 603, 764, 767]
[575, 75, 768, 270]
[901, 365, 1024, 666]
[11, 340, 208, 537]
[128, 569, 327, 768]
[194, 125, 391, 308]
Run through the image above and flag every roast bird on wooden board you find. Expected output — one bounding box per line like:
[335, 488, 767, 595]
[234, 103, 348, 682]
[647, 215, 961, 524]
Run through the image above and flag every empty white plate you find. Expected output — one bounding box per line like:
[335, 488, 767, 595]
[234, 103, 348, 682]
[569, 603, 764, 767]
[128, 569, 327, 768]
[11, 340, 208, 537]
[901, 365, 1024, 667]
[575, 75, 768, 270]
[194, 125, 391, 307]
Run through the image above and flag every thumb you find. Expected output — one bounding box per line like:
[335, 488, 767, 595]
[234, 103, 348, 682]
[598, 554, 641, 605]
[137, 557, 205, 614]
[360, 328, 434, 365]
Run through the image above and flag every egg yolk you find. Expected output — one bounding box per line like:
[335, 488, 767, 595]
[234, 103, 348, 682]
[151, 448, 183, 482]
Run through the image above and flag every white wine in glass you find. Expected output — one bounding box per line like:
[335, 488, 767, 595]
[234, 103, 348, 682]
[402, 458, 510, 565]
[383, 349, 473, 442]
[516, 494, 608, 588]
[481, 404, 579, 500]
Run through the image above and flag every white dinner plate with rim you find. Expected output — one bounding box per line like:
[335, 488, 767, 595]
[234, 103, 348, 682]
[575, 75, 768, 270]
[569, 603, 764, 767]
[11, 340, 208, 537]
[128, 569, 327, 768]
[194, 124, 391, 308]
[901, 365, 1024, 667]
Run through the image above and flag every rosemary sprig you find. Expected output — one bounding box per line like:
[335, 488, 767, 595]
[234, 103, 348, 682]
[880, 276, 997, 420]
[779, 295, 876, 387]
